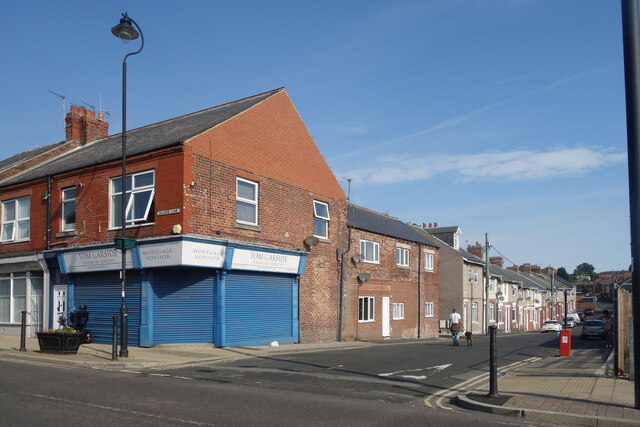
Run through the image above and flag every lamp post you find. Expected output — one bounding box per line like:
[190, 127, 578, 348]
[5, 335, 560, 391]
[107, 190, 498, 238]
[111, 12, 144, 358]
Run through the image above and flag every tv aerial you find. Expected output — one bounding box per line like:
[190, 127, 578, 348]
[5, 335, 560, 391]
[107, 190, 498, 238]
[48, 90, 66, 132]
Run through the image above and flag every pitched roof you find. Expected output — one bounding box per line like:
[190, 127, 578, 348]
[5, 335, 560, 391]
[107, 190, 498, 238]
[2, 89, 282, 186]
[348, 205, 439, 247]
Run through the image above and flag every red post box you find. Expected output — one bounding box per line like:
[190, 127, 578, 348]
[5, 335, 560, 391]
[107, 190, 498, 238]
[559, 329, 571, 356]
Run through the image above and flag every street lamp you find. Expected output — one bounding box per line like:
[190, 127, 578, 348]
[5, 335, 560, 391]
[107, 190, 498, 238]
[112, 12, 144, 358]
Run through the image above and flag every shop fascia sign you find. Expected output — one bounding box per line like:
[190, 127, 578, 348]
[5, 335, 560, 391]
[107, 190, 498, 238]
[61, 240, 301, 274]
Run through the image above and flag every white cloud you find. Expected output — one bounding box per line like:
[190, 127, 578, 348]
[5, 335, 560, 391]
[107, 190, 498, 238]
[341, 147, 627, 186]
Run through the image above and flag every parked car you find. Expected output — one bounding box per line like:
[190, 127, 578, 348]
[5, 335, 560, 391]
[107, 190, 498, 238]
[584, 308, 595, 316]
[580, 319, 604, 339]
[541, 320, 562, 333]
[577, 312, 586, 322]
[564, 318, 577, 328]
[566, 313, 581, 325]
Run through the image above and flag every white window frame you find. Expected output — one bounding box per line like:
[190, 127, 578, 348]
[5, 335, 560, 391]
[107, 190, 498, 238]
[110, 170, 155, 228]
[0, 271, 43, 324]
[61, 187, 76, 231]
[425, 301, 434, 317]
[396, 248, 409, 267]
[360, 240, 379, 264]
[1, 196, 30, 243]
[312, 200, 329, 239]
[358, 296, 375, 322]
[424, 252, 434, 271]
[473, 269, 479, 283]
[472, 302, 478, 323]
[392, 302, 404, 320]
[236, 177, 258, 226]
[498, 305, 503, 323]
[512, 286, 517, 296]
[453, 232, 460, 250]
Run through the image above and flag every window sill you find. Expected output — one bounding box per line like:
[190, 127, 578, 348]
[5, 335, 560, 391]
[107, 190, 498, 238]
[236, 222, 261, 232]
[56, 230, 77, 238]
[0, 239, 30, 245]
[397, 265, 410, 270]
[108, 222, 155, 231]
[313, 236, 332, 244]
[358, 320, 375, 323]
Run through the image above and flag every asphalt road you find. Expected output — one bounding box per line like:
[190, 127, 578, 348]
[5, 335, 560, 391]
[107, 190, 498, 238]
[2, 318, 605, 426]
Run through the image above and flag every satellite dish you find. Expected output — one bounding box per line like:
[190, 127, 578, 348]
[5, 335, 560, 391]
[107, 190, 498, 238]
[358, 273, 371, 282]
[304, 236, 320, 247]
[352, 254, 362, 263]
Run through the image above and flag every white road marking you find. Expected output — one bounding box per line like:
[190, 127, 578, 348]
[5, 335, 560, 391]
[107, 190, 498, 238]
[22, 392, 212, 425]
[379, 363, 451, 377]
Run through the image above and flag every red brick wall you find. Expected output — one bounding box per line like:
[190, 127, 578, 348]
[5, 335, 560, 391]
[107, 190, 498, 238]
[0, 147, 186, 254]
[341, 228, 439, 341]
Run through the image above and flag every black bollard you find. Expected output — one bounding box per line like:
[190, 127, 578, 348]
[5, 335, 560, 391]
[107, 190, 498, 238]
[488, 325, 498, 397]
[19, 311, 27, 351]
[112, 316, 118, 361]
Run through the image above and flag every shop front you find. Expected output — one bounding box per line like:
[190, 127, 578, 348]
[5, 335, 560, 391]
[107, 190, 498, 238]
[45, 236, 306, 347]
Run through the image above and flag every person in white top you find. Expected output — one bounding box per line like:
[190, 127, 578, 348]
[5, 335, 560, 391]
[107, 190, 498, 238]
[449, 308, 464, 346]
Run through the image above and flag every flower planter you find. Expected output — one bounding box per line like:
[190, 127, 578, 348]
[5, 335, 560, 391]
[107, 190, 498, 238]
[36, 332, 83, 354]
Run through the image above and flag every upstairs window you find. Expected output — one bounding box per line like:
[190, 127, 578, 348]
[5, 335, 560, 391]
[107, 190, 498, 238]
[396, 248, 409, 267]
[424, 252, 434, 271]
[61, 187, 76, 231]
[360, 240, 379, 263]
[111, 170, 155, 228]
[313, 200, 329, 239]
[468, 268, 473, 282]
[1, 196, 30, 243]
[473, 269, 479, 283]
[236, 177, 258, 225]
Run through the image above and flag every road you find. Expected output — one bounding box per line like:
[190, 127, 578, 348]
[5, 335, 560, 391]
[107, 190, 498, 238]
[1, 326, 602, 426]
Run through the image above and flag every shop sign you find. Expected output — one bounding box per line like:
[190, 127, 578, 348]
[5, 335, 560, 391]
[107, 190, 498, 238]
[231, 248, 300, 274]
[63, 248, 134, 273]
[140, 240, 225, 269]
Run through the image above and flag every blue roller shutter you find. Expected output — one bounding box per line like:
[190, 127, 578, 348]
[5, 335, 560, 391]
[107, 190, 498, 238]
[74, 272, 142, 346]
[153, 269, 215, 344]
[225, 271, 295, 346]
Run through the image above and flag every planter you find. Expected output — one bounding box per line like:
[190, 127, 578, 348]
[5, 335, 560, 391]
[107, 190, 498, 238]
[36, 332, 83, 354]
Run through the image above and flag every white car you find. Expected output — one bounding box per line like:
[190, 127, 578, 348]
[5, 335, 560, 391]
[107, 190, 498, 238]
[541, 320, 562, 332]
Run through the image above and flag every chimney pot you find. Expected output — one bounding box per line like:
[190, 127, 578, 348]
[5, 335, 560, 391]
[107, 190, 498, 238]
[434, 222, 438, 227]
[65, 104, 109, 144]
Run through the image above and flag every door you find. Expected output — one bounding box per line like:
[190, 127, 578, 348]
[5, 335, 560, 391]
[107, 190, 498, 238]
[382, 297, 390, 337]
[53, 285, 67, 328]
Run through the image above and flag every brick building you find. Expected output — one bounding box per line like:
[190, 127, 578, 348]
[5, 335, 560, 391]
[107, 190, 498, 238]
[341, 205, 440, 341]
[0, 88, 348, 347]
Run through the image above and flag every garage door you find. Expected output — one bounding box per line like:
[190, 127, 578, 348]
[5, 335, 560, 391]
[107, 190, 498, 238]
[225, 271, 295, 346]
[153, 269, 215, 344]
[74, 272, 141, 346]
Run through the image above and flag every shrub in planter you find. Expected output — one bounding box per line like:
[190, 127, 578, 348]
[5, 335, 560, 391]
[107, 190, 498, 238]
[37, 326, 83, 354]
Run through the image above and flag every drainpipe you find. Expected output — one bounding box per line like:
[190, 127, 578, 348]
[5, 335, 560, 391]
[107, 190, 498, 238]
[46, 176, 52, 250]
[337, 218, 353, 342]
[417, 244, 422, 338]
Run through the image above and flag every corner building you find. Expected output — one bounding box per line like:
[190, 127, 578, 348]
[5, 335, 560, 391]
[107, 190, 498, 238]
[0, 89, 347, 347]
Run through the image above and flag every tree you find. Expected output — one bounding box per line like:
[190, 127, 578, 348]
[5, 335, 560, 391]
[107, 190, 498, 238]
[557, 267, 571, 281]
[573, 262, 598, 280]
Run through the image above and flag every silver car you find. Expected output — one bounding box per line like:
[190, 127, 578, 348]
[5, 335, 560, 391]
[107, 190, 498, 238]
[580, 319, 604, 339]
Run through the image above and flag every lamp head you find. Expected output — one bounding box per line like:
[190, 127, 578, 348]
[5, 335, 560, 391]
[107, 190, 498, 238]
[112, 13, 139, 43]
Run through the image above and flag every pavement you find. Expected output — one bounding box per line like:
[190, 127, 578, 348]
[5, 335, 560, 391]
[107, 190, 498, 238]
[1, 334, 639, 425]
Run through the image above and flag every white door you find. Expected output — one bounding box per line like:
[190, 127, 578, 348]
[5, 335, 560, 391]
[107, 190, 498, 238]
[382, 297, 390, 337]
[53, 285, 67, 328]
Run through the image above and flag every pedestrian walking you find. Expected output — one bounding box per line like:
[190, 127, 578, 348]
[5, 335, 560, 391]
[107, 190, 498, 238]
[449, 308, 464, 346]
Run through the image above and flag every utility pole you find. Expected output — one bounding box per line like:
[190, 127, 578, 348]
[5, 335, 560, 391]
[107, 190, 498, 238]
[551, 271, 555, 320]
[485, 232, 491, 335]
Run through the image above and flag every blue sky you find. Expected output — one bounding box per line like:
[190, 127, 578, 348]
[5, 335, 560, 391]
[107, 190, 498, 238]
[0, 1, 631, 272]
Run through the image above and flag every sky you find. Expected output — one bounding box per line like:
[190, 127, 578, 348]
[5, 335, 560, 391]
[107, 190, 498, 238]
[0, 1, 632, 272]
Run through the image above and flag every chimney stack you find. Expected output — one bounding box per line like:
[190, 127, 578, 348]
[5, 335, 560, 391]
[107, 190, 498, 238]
[507, 265, 519, 273]
[489, 256, 504, 268]
[519, 263, 532, 273]
[65, 105, 108, 144]
[531, 265, 542, 274]
[467, 241, 484, 259]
